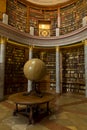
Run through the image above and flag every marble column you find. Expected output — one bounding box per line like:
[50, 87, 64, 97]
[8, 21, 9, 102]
[0, 36, 6, 100]
[84, 40, 87, 97]
[56, 7, 60, 36]
[56, 46, 60, 93]
[57, 7, 60, 28]
[27, 46, 33, 92]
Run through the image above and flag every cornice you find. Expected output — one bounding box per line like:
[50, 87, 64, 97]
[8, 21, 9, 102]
[20, 0, 76, 8]
[0, 22, 87, 47]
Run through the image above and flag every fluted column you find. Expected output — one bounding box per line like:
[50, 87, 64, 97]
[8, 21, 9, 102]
[27, 46, 33, 92]
[0, 36, 6, 100]
[84, 40, 87, 97]
[56, 46, 60, 93]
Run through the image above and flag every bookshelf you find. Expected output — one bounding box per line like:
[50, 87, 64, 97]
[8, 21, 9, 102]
[45, 51, 56, 89]
[6, 0, 87, 36]
[7, 0, 27, 32]
[16, 1, 27, 32]
[4, 42, 29, 95]
[60, 44, 85, 94]
[33, 48, 56, 90]
[60, 0, 87, 35]
[6, 0, 17, 27]
[29, 7, 58, 36]
[6, 0, 58, 36]
[43, 9, 58, 36]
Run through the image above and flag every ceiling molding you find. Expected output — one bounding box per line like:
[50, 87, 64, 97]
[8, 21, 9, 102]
[26, 0, 72, 6]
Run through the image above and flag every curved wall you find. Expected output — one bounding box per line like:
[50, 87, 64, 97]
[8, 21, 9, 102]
[0, 0, 87, 98]
[0, 22, 87, 47]
[5, 0, 87, 37]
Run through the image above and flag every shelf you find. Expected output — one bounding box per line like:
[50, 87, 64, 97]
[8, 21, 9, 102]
[33, 48, 56, 89]
[4, 42, 29, 95]
[60, 0, 87, 35]
[61, 44, 85, 94]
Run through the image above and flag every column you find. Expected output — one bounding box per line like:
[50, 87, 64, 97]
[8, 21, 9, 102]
[57, 7, 60, 28]
[0, 36, 6, 100]
[56, 46, 60, 93]
[84, 40, 87, 97]
[56, 7, 60, 36]
[27, 46, 33, 92]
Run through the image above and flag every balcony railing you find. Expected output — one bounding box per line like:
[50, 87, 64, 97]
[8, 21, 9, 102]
[0, 22, 87, 47]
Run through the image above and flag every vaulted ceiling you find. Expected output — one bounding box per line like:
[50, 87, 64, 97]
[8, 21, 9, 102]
[26, 0, 72, 6]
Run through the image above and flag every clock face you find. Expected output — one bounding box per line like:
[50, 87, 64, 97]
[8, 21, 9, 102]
[39, 29, 50, 37]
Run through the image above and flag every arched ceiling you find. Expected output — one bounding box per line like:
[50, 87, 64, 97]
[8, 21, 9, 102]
[26, 0, 72, 6]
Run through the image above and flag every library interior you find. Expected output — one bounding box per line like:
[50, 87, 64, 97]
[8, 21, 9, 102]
[0, 0, 87, 130]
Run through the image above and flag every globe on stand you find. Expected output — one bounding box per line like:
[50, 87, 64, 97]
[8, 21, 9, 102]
[23, 58, 47, 97]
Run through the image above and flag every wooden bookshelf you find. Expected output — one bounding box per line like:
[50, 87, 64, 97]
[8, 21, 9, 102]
[33, 48, 56, 90]
[60, 0, 87, 35]
[16, 1, 27, 32]
[6, 0, 58, 36]
[45, 52, 56, 89]
[4, 41, 29, 95]
[6, 0, 17, 27]
[6, 0, 87, 36]
[29, 7, 58, 36]
[7, 0, 27, 32]
[60, 44, 85, 94]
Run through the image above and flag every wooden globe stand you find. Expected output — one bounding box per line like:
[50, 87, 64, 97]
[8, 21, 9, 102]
[23, 81, 43, 98]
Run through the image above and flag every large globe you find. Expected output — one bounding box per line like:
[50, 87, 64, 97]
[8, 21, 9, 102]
[23, 58, 47, 81]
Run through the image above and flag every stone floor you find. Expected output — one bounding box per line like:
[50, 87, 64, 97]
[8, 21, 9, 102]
[0, 93, 87, 130]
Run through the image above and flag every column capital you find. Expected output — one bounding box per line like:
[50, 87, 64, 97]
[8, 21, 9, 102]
[29, 45, 33, 50]
[56, 46, 59, 52]
[0, 36, 7, 44]
[83, 39, 87, 46]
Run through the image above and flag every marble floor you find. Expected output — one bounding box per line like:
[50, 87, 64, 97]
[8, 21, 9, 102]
[0, 93, 87, 130]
